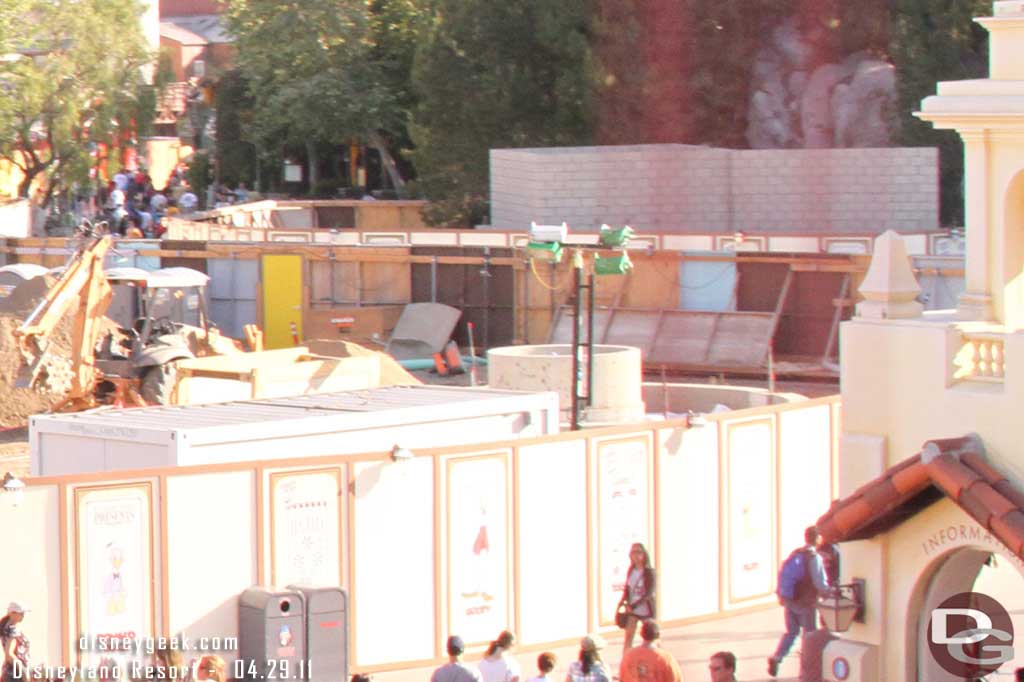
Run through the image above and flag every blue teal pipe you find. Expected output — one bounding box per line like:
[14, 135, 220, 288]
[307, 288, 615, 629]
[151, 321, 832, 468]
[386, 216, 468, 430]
[398, 355, 487, 370]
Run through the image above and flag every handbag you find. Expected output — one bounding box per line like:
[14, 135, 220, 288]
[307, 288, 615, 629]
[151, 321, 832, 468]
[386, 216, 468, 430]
[615, 602, 630, 629]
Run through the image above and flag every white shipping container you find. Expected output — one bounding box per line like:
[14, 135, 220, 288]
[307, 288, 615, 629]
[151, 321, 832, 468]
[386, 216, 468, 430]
[31, 385, 559, 476]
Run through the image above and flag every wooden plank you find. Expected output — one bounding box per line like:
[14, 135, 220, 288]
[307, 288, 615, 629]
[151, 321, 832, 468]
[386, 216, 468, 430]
[621, 258, 678, 308]
[600, 272, 630, 343]
[763, 269, 794, 364]
[821, 274, 851, 365]
[545, 305, 566, 344]
[702, 313, 722, 363]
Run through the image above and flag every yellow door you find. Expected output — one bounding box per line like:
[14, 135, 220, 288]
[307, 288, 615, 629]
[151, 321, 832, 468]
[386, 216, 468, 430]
[261, 254, 304, 349]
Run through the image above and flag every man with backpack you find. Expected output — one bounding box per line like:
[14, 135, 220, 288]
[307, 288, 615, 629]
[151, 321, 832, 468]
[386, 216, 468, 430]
[768, 526, 831, 677]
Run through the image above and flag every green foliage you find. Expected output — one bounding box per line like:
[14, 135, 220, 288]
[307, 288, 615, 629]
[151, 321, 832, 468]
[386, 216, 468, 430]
[186, 151, 211, 207]
[224, 0, 396, 162]
[409, 0, 595, 226]
[310, 176, 342, 198]
[366, 0, 430, 185]
[685, 0, 789, 147]
[214, 69, 258, 187]
[890, 0, 989, 226]
[0, 0, 152, 201]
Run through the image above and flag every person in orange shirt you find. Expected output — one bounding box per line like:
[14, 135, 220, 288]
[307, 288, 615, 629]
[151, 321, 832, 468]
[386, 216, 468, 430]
[619, 620, 682, 682]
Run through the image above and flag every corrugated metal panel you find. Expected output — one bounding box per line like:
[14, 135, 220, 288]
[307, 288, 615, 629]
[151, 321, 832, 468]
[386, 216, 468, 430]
[35, 386, 529, 431]
[208, 258, 258, 339]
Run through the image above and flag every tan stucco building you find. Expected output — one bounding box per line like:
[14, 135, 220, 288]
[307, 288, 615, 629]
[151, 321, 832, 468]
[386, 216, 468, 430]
[818, 2, 1024, 679]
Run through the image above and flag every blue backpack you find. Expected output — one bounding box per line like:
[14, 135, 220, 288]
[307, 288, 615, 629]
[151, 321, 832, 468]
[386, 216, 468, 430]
[777, 548, 815, 601]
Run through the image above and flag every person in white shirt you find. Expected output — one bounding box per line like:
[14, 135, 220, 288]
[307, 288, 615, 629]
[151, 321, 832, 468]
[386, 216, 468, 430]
[150, 192, 168, 213]
[179, 190, 198, 214]
[478, 630, 520, 682]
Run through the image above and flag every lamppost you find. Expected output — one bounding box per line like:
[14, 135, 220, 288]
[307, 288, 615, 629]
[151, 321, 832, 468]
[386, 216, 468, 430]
[527, 223, 635, 430]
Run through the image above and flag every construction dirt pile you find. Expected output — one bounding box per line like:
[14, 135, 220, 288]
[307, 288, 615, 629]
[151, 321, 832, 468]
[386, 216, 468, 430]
[0, 276, 77, 427]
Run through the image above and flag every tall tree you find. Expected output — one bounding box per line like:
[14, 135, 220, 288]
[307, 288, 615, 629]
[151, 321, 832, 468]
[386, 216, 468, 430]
[410, 0, 595, 226]
[891, 0, 989, 226]
[0, 0, 153, 202]
[593, 0, 692, 145]
[366, 0, 429, 188]
[224, 0, 395, 191]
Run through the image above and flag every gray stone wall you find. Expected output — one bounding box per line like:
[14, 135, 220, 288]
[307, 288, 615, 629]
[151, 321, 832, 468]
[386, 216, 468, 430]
[489, 144, 938, 234]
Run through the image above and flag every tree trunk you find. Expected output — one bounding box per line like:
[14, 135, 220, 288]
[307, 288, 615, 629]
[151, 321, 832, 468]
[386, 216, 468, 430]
[367, 129, 405, 192]
[17, 166, 44, 201]
[306, 139, 319, 193]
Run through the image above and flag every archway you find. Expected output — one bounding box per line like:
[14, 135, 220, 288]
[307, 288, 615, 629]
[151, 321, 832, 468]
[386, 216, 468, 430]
[909, 545, 1024, 680]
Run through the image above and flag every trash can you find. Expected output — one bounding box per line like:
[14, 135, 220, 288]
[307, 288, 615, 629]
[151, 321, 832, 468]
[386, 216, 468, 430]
[239, 587, 306, 681]
[287, 585, 348, 682]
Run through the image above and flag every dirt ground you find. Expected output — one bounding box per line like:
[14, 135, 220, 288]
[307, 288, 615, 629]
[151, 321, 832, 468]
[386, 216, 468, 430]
[0, 427, 30, 478]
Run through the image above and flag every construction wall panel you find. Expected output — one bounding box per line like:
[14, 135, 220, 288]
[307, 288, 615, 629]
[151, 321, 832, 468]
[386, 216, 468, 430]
[208, 257, 259, 339]
[776, 271, 849, 357]
[410, 247, 515, 348]
[351, 457, 435, 666]
[649, 313, 716, 365]
[166, 471, 257, 655]
[0, 485, 60, 664]
[778, 405, 834, 551]
[658, 423, 721, 619]
[15, 395, 840, 673]
[516, 440, 588, 644]
[679, 259, 737, 311]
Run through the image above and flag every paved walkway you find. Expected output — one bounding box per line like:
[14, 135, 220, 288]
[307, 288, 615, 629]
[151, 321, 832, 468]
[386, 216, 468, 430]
[370, 604, 802, 681]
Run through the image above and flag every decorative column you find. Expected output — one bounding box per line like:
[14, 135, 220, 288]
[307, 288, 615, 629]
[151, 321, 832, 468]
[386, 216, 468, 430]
[957, 130, 994, 321]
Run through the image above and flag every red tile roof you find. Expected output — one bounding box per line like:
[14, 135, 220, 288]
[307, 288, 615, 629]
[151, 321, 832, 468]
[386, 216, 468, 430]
[816, 434, 1024, 558]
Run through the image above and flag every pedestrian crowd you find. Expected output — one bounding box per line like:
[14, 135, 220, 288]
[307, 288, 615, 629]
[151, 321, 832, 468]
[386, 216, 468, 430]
[425, 540, 761, 682]
[1, 530, 837, 682]
[91, 164, 251, 238]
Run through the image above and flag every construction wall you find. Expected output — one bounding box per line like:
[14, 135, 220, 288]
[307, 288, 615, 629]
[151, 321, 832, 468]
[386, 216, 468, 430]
[5, 394, 839, 675]
[0, 235, 963, 361]
[196, 200, 430, 231]
[489, 145, 939, 234]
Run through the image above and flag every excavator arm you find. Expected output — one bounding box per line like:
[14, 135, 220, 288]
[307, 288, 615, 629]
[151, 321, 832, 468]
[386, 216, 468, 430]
[14, 235, 113, 402]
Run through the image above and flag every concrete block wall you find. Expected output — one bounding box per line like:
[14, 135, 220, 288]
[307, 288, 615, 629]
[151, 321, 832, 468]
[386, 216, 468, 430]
[490, 144, 939, 234]
[731, 148, 939, 233]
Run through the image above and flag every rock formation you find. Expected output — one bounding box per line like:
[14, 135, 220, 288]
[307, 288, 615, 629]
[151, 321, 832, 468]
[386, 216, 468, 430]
[746, 17, 896, 149]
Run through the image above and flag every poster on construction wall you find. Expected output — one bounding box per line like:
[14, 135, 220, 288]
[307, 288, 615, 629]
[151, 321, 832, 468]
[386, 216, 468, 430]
[75, 483, 154, 666]
[597, 436, 651, 625]
[725, 419, 775, 604]
[447, 455, 509, 646]
[271, 469, 343, 586]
